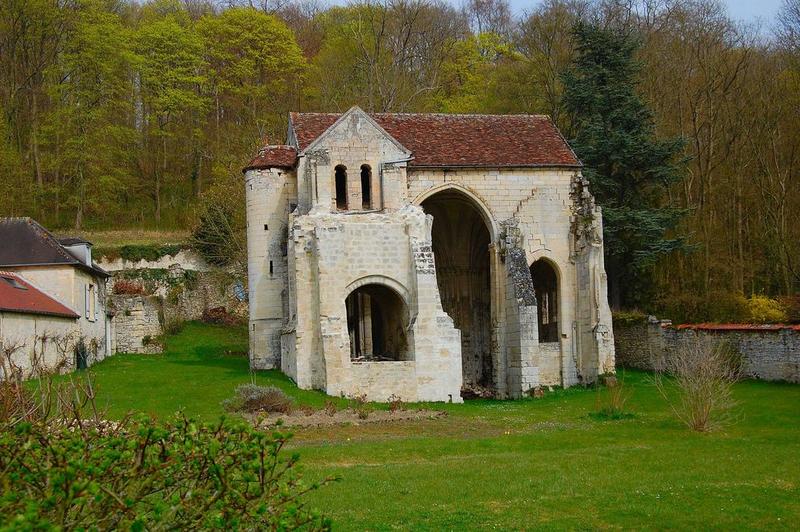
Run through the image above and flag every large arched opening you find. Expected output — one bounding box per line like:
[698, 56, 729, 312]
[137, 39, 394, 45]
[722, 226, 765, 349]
[345, 283, 410, 361]
[530, 259, 560, 343]
[421, 188, 493, 395]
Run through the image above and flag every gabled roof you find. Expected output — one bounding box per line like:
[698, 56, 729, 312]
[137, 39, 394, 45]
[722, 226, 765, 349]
[302, 107, 412, 158]
[286, 110, 580, 168]
[0, 218, 109, 278]
[0, 271, 79, 319]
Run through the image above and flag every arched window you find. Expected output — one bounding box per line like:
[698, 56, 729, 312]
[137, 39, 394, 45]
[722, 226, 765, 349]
[360, 164, 372, 209]
[334, 165, 348, 210]
[530, 259, 559, 343]
[346, 283, 409, 361]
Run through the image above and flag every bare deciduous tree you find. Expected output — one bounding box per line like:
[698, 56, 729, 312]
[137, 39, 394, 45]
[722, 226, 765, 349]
[777, 0, 800, 54]
[462, 0, 514, 37]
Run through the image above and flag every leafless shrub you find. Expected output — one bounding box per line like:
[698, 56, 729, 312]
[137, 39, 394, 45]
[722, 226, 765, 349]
[0, 338, 25, 383]
[0, 339, 35, 424]
[388, 394, 405, 412]
[112, 279, 146, 295]
[222, 384, 294, 414]
[298, 404, 316, 417]
[323, 400, 338, 417]
[51, 332, 79, 373]
[348, 393, 370, 420]
[654, 336, 742, 432]
[593, 374, 632, 419]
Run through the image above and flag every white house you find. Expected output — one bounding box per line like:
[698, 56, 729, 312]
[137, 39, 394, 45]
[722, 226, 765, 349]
[0, 218, 113, 376]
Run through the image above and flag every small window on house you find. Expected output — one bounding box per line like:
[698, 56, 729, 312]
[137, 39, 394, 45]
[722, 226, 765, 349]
[360, 164, 372, 210]
[87, 284, 97, 322]
[335, 165, 348, 210]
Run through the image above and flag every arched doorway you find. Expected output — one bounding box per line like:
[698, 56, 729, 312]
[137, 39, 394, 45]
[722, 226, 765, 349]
[530, 259, 559, 343]
[421, 189, 493, 395]
[345, 283, 409, 361]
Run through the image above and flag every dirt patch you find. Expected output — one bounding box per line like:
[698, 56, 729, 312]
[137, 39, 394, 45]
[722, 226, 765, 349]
[250, 408, 447, 428]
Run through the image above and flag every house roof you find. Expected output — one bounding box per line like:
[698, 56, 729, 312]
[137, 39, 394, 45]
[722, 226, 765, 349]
[58, 237, 92, 246]
[244, 145, 298, 171]
[0, 218, 109, 278]
[0, 271, 79, 319]
[285, 111, 581, 168]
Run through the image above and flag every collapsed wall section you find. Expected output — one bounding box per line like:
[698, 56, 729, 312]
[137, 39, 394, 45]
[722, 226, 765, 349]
[283, 205, 462, 402]
[569, 175, 616, 382]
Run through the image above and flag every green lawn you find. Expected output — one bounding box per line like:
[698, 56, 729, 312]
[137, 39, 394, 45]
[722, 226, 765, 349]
[79, 322, 800, 529]
[76, 322, 337, 420]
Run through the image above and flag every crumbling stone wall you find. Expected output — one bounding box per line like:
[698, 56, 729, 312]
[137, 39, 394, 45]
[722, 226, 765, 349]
[500, 220, 541, 397]
[408, 168, 616, 386]
[108, 295, 162, 354]
[615, 318, 800, 382]
[284, 206, 462, 402]
[109, 266, 247, 322]
[97, 249, 209, 272]
[245, 108, 615, 401]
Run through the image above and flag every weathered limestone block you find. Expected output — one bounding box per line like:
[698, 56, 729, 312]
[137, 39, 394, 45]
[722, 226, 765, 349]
[108, 295, 162, 354]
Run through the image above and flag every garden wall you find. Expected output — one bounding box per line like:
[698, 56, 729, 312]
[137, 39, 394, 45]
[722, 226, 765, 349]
[108, 266, 248, 354]
[615, 317, 800, 383]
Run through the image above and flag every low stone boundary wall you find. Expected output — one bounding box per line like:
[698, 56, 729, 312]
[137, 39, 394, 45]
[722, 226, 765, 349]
[614, 317, 800, 383]
[97, 249, 210, 272]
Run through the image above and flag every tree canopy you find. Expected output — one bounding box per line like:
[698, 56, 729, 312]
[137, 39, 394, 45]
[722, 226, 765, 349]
[0, 0, 798, 317]
[563, 22, 686, 308]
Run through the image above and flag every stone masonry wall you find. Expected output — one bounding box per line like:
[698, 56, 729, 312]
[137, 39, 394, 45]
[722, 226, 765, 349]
[108, 295, 163, 354]
[246, 166, 297, 370]
[615, 318, 800, 383]
[285, 205, 463, 402]
[408, 167, 616, 385]
[109, 267, 247, 322]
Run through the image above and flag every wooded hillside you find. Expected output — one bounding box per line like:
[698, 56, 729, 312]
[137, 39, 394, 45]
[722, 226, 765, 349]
[1, 0, 798, 315]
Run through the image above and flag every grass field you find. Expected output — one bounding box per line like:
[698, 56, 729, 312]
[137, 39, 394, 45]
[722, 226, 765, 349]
[75, 322, 800, 530]
[53, 229, 190, 258]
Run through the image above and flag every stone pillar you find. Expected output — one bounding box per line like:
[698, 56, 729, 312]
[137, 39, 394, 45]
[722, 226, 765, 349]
[499, 220, 541, 398]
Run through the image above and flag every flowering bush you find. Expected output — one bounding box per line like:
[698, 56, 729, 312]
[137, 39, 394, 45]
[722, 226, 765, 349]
[747, 295, 788, 324]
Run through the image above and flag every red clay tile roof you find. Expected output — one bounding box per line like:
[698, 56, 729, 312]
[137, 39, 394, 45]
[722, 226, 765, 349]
[675, 323, 800, 332]
[244, 145, 298, 171]
[287, 112, 580, 168]
[0, 271, 79, 319]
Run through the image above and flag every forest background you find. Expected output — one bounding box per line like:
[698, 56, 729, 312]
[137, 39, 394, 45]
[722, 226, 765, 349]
[1, 0, 798, 321]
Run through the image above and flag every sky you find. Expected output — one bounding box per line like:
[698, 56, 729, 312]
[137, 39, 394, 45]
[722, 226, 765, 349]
[722, 0, 783, 23]
[505, 0, 784, 24]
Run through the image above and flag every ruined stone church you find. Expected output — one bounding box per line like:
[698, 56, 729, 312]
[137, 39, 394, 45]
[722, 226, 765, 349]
[244, 107, 614, 402]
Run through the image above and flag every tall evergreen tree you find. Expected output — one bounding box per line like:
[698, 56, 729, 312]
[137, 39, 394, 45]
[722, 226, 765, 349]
[562, 22, 686, 309]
